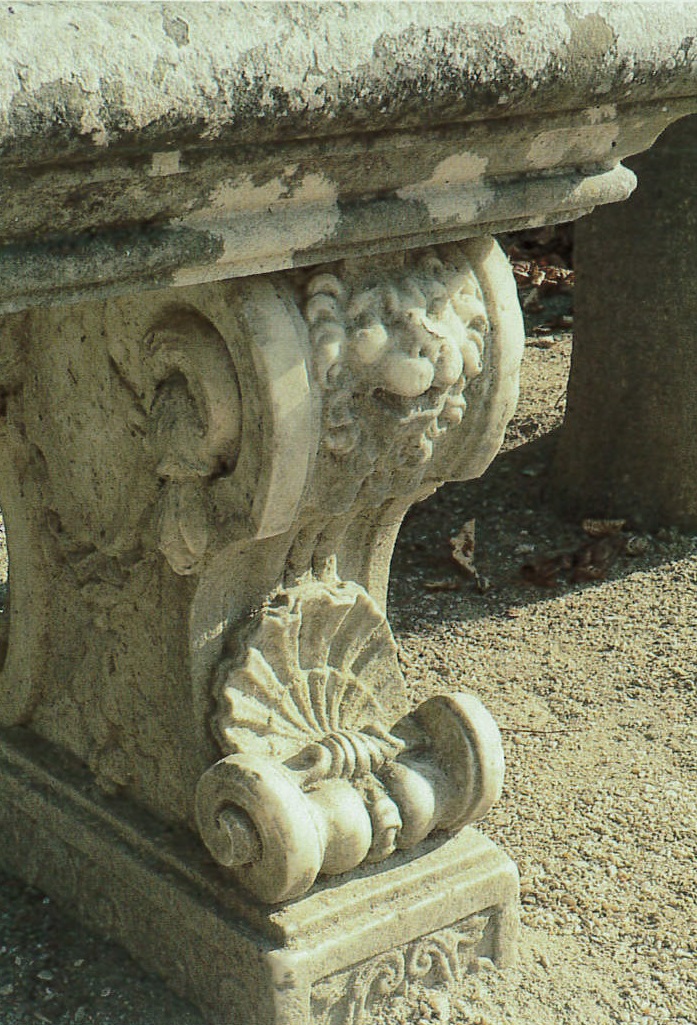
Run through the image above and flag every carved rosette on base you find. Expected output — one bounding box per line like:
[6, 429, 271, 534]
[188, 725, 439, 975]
[153, 238, 526, 904]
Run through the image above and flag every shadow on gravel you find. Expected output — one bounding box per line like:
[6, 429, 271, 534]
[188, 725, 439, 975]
[389, 431, 697, 631]
[0, 869, 204, 1025]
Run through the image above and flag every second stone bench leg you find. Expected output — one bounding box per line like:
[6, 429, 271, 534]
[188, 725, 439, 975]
[551, 115, 697, 530]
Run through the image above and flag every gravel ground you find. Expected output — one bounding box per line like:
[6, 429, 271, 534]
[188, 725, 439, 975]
[1, 280, 696, 1024]
[387, 337, 697, 1025]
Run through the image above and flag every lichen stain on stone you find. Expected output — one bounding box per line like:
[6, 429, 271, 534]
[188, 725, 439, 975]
[78, 105, 108, 147]
[586, 104, 618, 126]
[565, 11, 618, 63]
[162, 10, 190, 49]
[526, 123, 619, 171]
[6, 77, 101, 154]
[152, 56, 177, 90]
[397, 152, 492, 226]
[174, 170, 340, 284]
[149, 151, 182, 178]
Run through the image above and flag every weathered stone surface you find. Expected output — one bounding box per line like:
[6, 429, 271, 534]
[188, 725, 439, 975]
[3, 2, 696, 155]
[0, 4, 696, 1023]
[0, 235, 522, 850]
[551, 113, 697, 530]
[1, 3, 696, 310]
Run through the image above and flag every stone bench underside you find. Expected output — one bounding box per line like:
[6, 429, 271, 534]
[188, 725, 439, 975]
[0, 3, 696, 1022]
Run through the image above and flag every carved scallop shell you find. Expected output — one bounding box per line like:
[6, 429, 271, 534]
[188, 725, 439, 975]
[214, 568, 401, 762]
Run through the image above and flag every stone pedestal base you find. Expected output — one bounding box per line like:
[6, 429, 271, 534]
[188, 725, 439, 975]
[0, 726, 518, 1025]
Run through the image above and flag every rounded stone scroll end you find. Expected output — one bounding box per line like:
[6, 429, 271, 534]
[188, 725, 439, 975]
[413, 690, 505, 830]
[195, 689, 505, 905]
[195, 753, 324, 904]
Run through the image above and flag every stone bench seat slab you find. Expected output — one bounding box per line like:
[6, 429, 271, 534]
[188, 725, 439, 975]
[1, 3, 696, 310]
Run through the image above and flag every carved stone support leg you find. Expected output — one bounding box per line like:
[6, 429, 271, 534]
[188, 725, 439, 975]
[0, 236, 523, 1023]
[551, 114, 697, 529]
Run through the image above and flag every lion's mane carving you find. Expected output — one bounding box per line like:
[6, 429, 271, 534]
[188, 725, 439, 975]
[304, 245, 490, 466]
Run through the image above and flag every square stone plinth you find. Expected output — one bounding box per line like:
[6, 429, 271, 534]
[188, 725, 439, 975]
[0, 727, 518, 1025]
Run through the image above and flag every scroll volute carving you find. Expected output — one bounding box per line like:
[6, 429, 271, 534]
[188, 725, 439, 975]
[146, 313, 243, 575]
[195, 566, 505, 904]
[145, 279, 320, 579]
[191, 240, 523, 904]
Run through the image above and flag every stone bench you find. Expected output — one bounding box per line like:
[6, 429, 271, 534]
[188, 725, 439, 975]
[0, 4, 695, 1023]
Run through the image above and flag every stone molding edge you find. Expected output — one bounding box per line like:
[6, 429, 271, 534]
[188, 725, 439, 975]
[0, 725, 519, 1025]
[5, 86, 697, 318]
[0, 161, 639, 316]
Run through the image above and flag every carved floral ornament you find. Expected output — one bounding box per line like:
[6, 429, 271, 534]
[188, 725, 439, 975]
[312, 911, 494, 1025]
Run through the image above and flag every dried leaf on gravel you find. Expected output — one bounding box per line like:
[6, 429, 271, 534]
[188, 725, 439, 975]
[423, 579, 460, 592]
[570, 535, 626, 582]
[581, 518, 627, 537]
[450, 520, 490, 593]
[521, 552, 574, 587]
[511, 260, 575, 291]
[522, 533, 628, 587]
